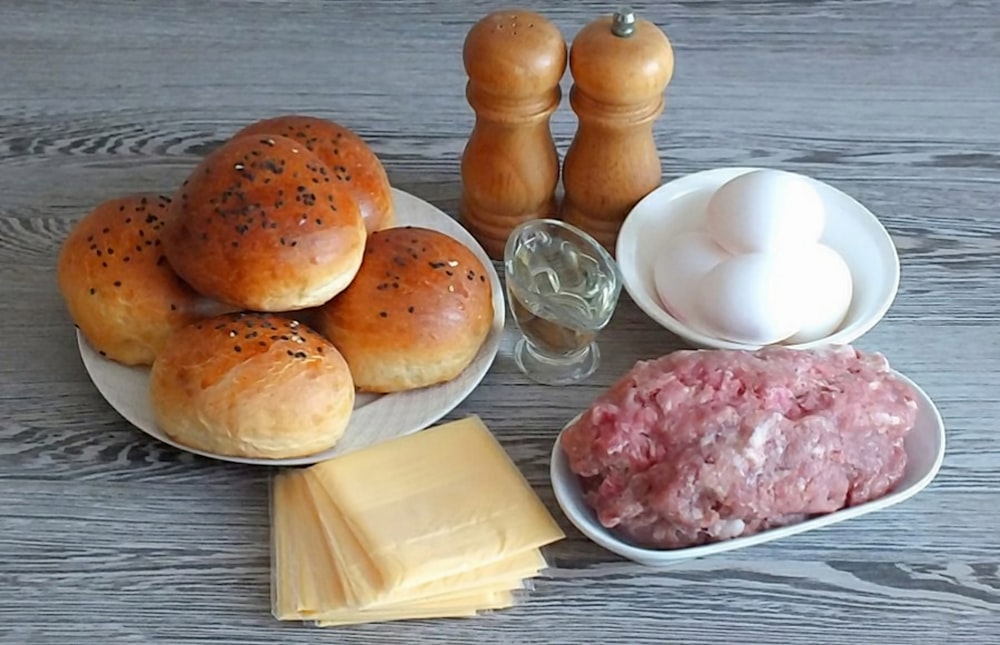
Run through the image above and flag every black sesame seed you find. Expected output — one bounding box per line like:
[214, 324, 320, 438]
[170, 304, 177, 311]
[408, 306, 415, 313]
[99, 350, 107, 357]
[234, 345, 242, 353]
[113, 281, 121, 287]
[89, 288, 96, 295]
[378, 311, 388, 318]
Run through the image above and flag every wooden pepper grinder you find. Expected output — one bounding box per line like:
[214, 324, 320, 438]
[460, 10, 567, 259]
[561, 7, 674, 253]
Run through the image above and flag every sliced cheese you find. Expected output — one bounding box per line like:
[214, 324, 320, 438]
[314, 590, 517, 627]
[301, 468, 547, 609]
[310, 416, 565, 590]
[271, 471, 310, 620]
[298, 469, 383, 607]
[269, 415, 565, 627]
[282, 470, 348, 615]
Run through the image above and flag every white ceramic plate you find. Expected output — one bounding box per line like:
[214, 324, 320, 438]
[616, 167, 901, 350]
[76, 188, 505, 466]
[550, 370, 945, 566]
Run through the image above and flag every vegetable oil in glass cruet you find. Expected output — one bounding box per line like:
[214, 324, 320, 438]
[504, 219, 622, 385]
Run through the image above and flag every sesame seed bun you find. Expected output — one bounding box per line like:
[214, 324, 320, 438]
[163, 134, 367, 312]
[314, 226, 494, 393]
[149, 313, 354, 459]
[233, 115, 395, 234]
[57, 193, 232, 366]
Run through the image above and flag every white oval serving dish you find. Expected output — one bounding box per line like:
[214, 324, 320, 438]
[550, 370, 945, 566]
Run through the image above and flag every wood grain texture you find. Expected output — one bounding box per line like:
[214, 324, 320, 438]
[1, 0, 998, 643]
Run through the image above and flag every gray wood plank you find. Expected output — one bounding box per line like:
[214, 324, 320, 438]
[1, 0, 998, 642]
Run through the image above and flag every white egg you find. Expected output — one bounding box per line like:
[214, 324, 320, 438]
[653, 232, 729, 329]
[695, 252, 801, 346]
[705, 169, 826, 254]
[785, 244, 854, 344]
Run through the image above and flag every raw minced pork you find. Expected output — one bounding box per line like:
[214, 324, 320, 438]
[560, 346, 918, 549]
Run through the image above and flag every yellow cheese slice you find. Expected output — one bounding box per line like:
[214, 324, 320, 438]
[300, 468, 549, 609]
[297, 469, 383, 607]
[281, 470, 348, 615]
[271, 471, 309, 620]
[313, 590, 518, 627]
[272, 468, 545, 623]
[270, 416, 564, 626]
[310, 415, 565, 591]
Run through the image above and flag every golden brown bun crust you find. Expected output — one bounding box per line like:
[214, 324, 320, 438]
[57, 193, 230, 366]
[149, 313, 355, 459]
[164, 134, 366, 311]
[315, 226, 494, 393]
[234, 115, 395, 234]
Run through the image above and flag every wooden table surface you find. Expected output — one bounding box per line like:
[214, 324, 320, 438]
[2, 1, 998, 643]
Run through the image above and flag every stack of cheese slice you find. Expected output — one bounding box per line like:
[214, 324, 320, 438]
[271, 415, 566, 626]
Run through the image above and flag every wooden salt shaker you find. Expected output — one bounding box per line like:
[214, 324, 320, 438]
[561, 7, 674, 253]
[460, 10, 567, 259]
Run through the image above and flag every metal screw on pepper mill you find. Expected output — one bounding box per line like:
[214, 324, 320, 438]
[611, 5, 636, 36]
[459, 10, 567, 260]
[560, 6, 674, 253]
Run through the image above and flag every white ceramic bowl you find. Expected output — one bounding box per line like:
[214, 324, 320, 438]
[550, 371, 945, 566]
[615, 167, 901, 350]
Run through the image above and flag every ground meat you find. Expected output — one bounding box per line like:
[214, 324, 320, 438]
[561, 346, 918, 549]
